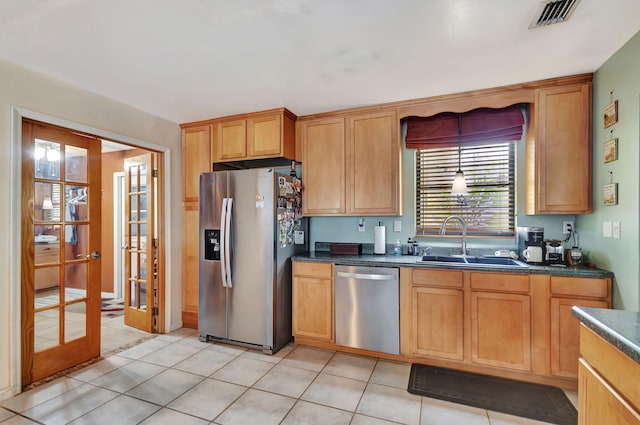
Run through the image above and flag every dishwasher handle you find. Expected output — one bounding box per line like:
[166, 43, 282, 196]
[336, 271, 396, 281]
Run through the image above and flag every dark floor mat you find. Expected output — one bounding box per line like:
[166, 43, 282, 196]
[408, 364, 577, 425]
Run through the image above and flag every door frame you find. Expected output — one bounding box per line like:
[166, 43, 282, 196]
[9, 106, 173, 392]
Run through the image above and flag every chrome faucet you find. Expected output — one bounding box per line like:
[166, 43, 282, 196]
[440, 215, 467, 256]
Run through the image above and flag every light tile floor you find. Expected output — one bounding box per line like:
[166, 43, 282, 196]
[1, 324, 579, 425]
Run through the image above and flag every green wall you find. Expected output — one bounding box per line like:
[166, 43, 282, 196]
[578, 31, 640, 311]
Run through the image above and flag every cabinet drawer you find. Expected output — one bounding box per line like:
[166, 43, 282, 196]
[551, 276, 609, 299]
[411, 268, 463, 288]
[470, 272, 529, 293]
[293, 261, 333, 279]
[35, 244, 60, 265]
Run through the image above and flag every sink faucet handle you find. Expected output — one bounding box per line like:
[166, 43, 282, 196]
[420, 247, 431, 255]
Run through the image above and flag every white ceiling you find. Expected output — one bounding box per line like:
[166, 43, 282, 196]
[1, 0, 639, 124]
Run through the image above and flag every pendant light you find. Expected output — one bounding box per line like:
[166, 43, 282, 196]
[451, 114, 468, 198]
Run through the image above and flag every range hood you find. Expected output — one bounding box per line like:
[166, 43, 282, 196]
[212, 157, 296, 171]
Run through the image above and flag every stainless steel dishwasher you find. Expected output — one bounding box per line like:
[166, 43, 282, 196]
[334, 265, 399, 354]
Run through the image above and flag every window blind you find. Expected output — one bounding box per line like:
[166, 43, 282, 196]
[416, 142, 515, 236]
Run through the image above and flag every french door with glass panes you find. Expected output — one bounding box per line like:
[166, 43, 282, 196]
[123, 153, 157, 333]
[21, 120, 101, 384]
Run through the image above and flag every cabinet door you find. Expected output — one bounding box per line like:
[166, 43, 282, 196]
[182, 125, 211, 202]
[551, 297, 609, 378]
[213, 119, 247, 162]
[181, 205, 199, 328]
[292, 275, 333, 341]
[301, 118, 346, 215]
[347, 111, 400, 215]
[579, 360, 640, 425]
[411, 286, 463, 360]
[248, 114, 282, 158]
[530, 83, 592, 214]
[471, 291, 531, 371]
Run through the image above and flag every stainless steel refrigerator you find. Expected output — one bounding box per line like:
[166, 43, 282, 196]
[198, 168, 307, 354]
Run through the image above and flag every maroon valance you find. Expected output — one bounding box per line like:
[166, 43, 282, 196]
[405, 104, 525, 149]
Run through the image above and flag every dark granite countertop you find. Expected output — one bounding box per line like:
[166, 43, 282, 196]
[571, 307, 640, 364]
[292, 251, 614, 278]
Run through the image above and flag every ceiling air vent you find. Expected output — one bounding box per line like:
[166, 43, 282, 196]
[528, 0, 581, 29]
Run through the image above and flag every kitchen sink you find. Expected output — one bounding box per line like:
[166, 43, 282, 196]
[417, 255, 528, 268]
[418, 255, 467, 263]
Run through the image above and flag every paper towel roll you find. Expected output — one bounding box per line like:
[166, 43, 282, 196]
[374, 225, 386, 254]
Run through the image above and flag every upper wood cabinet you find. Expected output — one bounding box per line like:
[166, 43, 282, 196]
[347, 111, 400, 215]
[212, 108, 296, 163]
[300, 110, 401, 216]
[300, 117, 346, 215]
[182, 125, 212, 202]
[527, 82, 592, 214]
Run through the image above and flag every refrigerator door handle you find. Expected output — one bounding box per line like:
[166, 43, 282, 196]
[224, 197, 233, 288]
[220, 197, 229, 288]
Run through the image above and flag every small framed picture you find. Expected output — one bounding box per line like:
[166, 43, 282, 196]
[603, 100, 618, 128]
[604, 138, 618, 163]
[603, 183, 618, 206]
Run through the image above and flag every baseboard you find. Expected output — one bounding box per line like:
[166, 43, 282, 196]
[0, 385, 19, 402]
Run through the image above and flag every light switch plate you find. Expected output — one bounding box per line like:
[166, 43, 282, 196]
[393, 220, 402, 232]
[612, 221, 621, 239]
[603, 221, 612, 238]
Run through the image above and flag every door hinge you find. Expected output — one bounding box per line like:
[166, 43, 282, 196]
[152, 306, 159, 316]
[153, 238, 158, 248]
[152, 169, 157, 178]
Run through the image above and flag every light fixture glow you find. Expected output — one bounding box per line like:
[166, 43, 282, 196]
[451, 115, 469, 197]
[46, 147, 60, 162]
[451, 170, 468, 196]
[35, 145, 45, 160]
[42, 196, 53, 210]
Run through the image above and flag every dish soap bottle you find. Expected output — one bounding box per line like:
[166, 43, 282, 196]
[394, 239, 402, 256]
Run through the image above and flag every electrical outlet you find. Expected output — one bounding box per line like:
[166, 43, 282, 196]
[393, 220, 402, 232]
[358, 218, 365, 232]
[563, 221, 574, 235]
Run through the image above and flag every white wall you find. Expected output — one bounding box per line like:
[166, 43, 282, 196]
[0, 58, 182, 399]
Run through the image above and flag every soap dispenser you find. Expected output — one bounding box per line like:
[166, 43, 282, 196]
[394, 239, 402, 256]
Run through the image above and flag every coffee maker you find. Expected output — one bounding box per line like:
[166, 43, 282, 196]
[544, 240, 565, 265]
[522, 227, 545, 264]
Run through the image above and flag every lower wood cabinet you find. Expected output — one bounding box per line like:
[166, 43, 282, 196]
[469, 272, 532, 372]
[295, 262, 612, 388]
[181, 206, 200, 329]
[401, 268, 464, 361]
[550, 276, 611, 379]
[471, 291, 531, 371]
[578, 326, 640, 424]
[292, 261, 334, 342]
